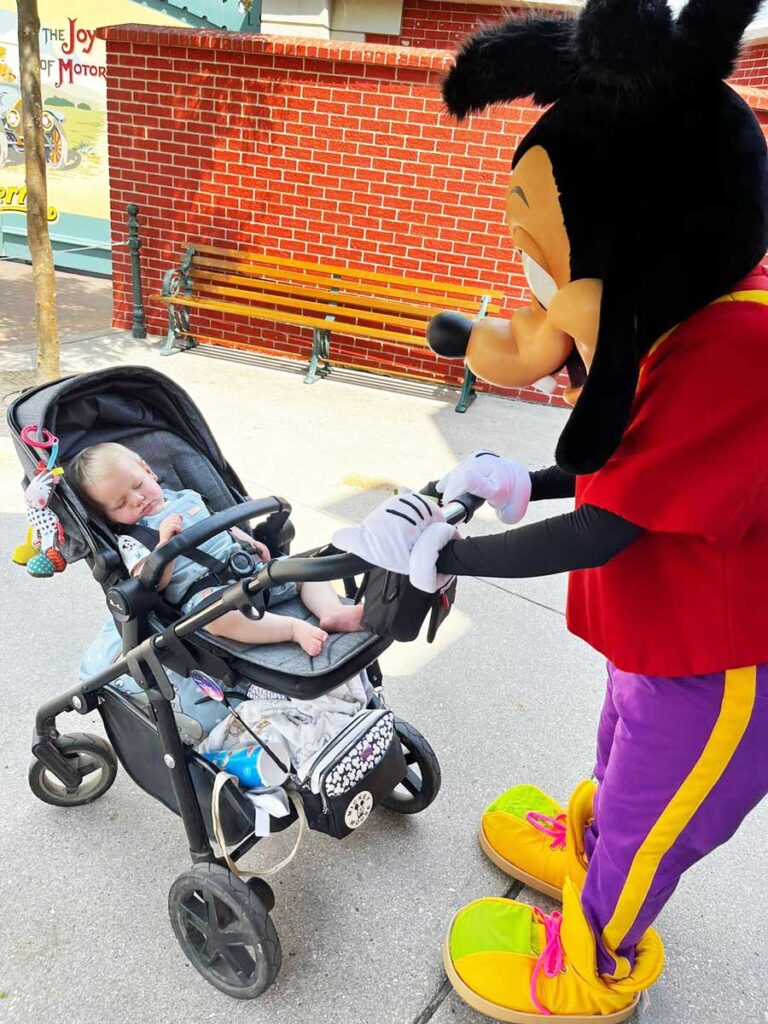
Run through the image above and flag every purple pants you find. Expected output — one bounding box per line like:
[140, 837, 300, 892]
[580, 662, 768, 979]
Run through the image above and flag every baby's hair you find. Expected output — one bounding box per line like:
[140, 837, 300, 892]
[68, 442, 143, 504]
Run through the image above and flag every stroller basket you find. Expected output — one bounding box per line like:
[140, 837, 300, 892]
[100, 687, 297, 847]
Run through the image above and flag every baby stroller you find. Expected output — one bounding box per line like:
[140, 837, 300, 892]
[8, 366, 479, 1000]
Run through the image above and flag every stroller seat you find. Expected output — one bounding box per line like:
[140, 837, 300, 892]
[197, 597, 389, 700]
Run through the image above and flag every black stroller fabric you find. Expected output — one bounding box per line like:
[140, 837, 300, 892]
[359, 569, 457, 643]
[8, 366, 247, 565]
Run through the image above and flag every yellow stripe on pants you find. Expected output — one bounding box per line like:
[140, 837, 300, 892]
[601, 666, 757, 976]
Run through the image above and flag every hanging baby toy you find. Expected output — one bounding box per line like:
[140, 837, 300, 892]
[13, 425, 68, 578]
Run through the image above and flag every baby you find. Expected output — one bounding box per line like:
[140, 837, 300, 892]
[69, 443, 363, 656]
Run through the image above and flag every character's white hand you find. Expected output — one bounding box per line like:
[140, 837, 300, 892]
[437, 449, 531, 525]
[332, 492, 456, 593]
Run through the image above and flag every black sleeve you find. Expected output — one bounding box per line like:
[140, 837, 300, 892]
[529, 465, 576, 501]
[436, 503, 642, 579]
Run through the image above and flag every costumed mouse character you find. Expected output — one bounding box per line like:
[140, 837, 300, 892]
[333, 1, 768, 1019]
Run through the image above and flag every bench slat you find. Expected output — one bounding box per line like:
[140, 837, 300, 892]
[182, 284, 434, 332]
[192, 242, 504, 299]
[192, 255, 498, 313]
[163, 293, 432, 347]
[190, 268, 501, 318]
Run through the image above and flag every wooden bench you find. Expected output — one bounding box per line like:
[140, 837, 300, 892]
[158, 243, 502, 413]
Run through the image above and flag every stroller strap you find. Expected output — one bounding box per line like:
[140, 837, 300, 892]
[120, 523, 235, 607]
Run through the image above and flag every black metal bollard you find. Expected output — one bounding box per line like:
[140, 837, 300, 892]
[127, 203, 147, 340]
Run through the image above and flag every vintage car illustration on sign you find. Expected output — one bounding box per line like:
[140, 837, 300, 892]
[0, 83, 69, 170]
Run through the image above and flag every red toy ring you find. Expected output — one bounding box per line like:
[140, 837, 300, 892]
[20, 425, 57, 449]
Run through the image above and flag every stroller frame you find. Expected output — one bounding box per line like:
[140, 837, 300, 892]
[32, 500, 382, 869]
[10, 366, 480, 1000]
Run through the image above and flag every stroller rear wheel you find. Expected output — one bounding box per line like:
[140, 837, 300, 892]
[381, 719, 441, 814]
[169, 863, 281, 999]
[28, 732, 118, 807]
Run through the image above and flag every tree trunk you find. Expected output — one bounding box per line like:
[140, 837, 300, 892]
[17, 0, 59, 381]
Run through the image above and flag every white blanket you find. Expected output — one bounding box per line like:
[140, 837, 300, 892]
[197, 673, 372, 779]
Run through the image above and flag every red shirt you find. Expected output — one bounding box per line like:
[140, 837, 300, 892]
[567, 268, 768, 677]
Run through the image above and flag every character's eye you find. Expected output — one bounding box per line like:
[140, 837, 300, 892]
[522, 252, 558, 311]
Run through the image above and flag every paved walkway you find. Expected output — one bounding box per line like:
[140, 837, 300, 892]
[1, 266, 765, 1024]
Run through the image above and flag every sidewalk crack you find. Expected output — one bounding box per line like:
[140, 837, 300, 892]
[477, 577, 566, 617]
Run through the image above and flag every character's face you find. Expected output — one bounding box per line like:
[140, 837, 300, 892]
[89, 456, 165, 526]
[465, 146, 603, 406]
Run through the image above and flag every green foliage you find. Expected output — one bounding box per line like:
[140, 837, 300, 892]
[44, 96, 75, 107]
[77, 102, 91, 110]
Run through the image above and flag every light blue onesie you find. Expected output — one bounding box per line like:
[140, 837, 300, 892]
[117, 487, 297, 613]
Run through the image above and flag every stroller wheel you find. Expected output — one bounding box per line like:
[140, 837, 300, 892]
[168, 863, 281, 999]
[28, 733, 118, 807]
[381, 719, 441, 815]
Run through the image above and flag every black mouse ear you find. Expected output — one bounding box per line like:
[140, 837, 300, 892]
[674, 0, 764, 80]
[575, 0, 675, 89]
[442, 17, 577, 119]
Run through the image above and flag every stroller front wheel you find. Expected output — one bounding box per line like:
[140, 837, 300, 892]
[381, 719, 441, 815]
[169, 863, 282, 999]
[28, 732, 118, 807]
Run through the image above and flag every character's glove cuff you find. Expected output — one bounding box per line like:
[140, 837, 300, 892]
[409, 522, 457, 593]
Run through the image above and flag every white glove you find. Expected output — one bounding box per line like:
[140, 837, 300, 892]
[332, 492, 456, 593]
[437, 449, 531, 525]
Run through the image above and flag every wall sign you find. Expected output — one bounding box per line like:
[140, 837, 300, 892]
[0, 1, 218, 274]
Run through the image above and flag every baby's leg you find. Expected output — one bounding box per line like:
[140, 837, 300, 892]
[206, 609, 328, 656]
[298, 581, 364, 633]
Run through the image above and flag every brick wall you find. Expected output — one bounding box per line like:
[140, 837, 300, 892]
[733, 44, 768, 87]
[100, 25, 559, 406]
[99, 25, 768, 410]
[368, 0, 570, 49]
[368, 0, 518, 48]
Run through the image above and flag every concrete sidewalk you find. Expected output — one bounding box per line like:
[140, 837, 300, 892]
[1, 322, 765, 1024]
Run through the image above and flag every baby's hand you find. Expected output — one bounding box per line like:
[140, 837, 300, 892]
[248, 539, 271, 562]
[230, 527, 271, 562]
[158, 513, 184, 542]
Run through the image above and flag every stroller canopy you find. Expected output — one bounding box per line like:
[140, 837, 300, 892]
[8, 366, 248, 564]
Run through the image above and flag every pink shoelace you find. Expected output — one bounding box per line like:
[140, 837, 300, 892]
[526, 810, 567, 850]
[529, 907, 564, 1016]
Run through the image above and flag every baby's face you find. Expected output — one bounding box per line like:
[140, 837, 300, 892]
[90, 456, 165, 525]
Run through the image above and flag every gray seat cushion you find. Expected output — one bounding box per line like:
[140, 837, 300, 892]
[202, 596, 378, 677]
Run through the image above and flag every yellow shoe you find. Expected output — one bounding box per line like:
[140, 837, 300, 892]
[444, 880, 664, 1023]
[479, 781, 596, 898]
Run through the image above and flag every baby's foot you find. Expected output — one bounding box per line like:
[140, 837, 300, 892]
[319, 603, 365, 634]
[291, 620, 328, 656]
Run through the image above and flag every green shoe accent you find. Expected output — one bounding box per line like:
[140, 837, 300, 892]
[485, 784, 562, 822]
[450, 900, 540, 962]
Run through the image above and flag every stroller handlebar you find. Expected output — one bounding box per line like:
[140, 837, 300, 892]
[138, 496, 291, 591]
[261, 490, 484, 586]
[138, 487, 483, 594]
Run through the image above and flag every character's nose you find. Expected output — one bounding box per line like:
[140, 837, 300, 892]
[427, 312, 474, 358]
